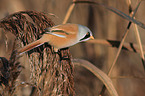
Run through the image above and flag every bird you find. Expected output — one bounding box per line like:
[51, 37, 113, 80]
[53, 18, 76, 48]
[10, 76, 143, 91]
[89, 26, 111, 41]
[18, 23, 94, 54]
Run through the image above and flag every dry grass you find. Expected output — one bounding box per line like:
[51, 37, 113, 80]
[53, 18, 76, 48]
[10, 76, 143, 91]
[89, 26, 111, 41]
[0, 0, 145, 96]
[0, 11, 74, 96]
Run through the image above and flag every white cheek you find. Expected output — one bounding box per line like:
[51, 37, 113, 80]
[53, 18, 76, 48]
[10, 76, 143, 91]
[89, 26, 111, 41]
[79, 38, 90, 42]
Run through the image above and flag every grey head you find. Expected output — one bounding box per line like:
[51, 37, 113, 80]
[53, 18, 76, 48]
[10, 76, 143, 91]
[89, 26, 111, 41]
[77, 24, 94, 42]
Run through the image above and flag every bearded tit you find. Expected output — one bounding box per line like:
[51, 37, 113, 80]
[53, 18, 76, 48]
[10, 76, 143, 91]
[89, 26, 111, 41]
[18, 23, 94, 54]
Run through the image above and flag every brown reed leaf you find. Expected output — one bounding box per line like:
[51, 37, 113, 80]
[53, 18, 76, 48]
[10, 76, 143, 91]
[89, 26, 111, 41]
[73, 0, 145, 29]
[72, 59, 118, 96]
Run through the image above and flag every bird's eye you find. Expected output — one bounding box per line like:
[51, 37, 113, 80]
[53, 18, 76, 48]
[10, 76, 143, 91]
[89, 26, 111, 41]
[80, 32, 90, 41]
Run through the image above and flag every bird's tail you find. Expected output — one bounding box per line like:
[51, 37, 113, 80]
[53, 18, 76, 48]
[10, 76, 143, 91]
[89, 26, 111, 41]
[18, 39, 44, 55]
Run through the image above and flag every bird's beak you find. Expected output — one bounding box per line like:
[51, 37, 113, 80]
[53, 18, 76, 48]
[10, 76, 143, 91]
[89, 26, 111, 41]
[90, 36, 94, 39]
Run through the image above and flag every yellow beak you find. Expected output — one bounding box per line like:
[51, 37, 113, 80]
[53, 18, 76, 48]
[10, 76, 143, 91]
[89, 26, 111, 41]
[90, 36, 94, 39]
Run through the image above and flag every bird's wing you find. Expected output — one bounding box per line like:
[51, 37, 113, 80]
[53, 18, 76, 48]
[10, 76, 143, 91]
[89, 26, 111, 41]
[45, 28, 69, 38]
[44, 24, 78, 38]
[50, 24, 78, 34]
[46, 32, 66, 38]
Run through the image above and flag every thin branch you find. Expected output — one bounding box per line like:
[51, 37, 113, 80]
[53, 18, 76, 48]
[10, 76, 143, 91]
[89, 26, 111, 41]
[63, 3, 75, 24]
[99, 1, 142, 95]
[132, 4, 145, 68]
[110, 76, 145, 79]
[86, 39, 145, 54]
[108, 0, 142, 76]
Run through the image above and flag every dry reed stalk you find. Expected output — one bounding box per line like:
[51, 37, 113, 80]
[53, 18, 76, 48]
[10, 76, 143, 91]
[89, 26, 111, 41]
[86, 39, 145, 54]
[72, 59, 119, 96]
[99, 1, 142, 95]
[130, 0, 145, 69]
[0, 11, 75, 96]
[133, 23, 145, 69]
[106, 0, 142, 77]
[63, 3, 75, 24]
[73, 0, 145, 29]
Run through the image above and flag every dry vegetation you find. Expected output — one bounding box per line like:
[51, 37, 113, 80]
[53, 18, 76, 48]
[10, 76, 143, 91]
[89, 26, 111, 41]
[0, 0, 145, 96]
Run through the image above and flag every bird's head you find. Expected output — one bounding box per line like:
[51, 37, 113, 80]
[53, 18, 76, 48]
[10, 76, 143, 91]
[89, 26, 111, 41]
[78, 24, 94, 42]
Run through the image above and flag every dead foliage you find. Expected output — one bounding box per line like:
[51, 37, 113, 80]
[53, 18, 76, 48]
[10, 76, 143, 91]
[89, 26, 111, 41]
[0, 11, 74, 96]
[0, 51, 22, 95]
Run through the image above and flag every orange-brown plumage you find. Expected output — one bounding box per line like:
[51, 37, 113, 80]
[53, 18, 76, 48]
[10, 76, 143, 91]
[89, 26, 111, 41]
[18, 23, 94, 54]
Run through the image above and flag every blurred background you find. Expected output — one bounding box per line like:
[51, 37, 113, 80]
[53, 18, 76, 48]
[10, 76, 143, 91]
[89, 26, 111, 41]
[0, 0, 145, 96]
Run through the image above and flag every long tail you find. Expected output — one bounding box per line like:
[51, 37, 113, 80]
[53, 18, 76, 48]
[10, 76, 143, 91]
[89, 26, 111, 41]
[18, 39, 44, 55]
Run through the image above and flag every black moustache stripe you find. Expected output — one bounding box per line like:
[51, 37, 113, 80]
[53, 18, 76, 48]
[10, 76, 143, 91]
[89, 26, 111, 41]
[80, 32, 90, 41]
